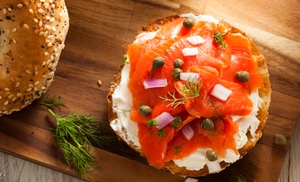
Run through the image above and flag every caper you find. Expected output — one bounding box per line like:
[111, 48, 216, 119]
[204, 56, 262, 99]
[183, 17, 195, 29]
[235, 71, 250, 82]
[206, 150, 218, 161]
[172, 68, 182, 80]
[139, 105, 152, 116]
[273, 133, 287, 145]
[170, 116, 182, 127]
[201, 118, 214, 130]
[174, 58, 184, 68]
[152, 56, 165, 70]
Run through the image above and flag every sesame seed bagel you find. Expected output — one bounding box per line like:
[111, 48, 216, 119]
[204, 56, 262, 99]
[107, 14, 271, 177]
[0, 0, 69, 115]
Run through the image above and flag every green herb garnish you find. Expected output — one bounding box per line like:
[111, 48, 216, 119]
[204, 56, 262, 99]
[214, 32, 227, 48]
[236, 175, 256, 182]
[157, 129, 166, 138]
[41, 96, 115, 179]
[147, 119, 158, 127]
[173, 145, 182, 154]
[122, 54, 128, 64]
[160, 91, 187, 108]
[160, 77, 202, 108]
[40, 95, 67, 109]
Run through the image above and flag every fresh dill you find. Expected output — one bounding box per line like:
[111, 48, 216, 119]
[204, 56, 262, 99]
[121, 54, 128, 64]
[214, 32, 227, 48]
[40, 95, 67, 109]
[41, 96, 115, 179]
[160, 77, 202, 108]
[236, 175, 257, 182]
[160, 91, 187, 108]
[147, 119, 158, 127]
[179, 77, 202, 98]
[157, 129, 166, 138]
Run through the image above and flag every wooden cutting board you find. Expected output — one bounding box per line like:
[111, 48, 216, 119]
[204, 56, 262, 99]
[0, 0, 299, 181]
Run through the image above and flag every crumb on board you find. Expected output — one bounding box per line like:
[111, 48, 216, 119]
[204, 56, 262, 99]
[97, 80, 102, 87]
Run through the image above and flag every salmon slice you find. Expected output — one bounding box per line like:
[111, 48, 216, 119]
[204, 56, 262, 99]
[137, 124, 175, 168]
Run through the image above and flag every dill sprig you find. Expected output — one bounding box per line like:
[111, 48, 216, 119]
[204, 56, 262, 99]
[41, 96, 115, 179]
[214, 32, 227, 48]
[236, 175, 257, 182]
[40, 95, 67, 109]
[160, 77, 202, 107]
[179, 77, 202, 98]
[160, 91, 187, 108]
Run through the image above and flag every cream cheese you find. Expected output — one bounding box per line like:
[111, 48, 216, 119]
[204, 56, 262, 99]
[110, 14, 263, 172]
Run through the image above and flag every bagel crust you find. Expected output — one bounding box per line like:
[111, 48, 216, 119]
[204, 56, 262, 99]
[0, 0, 69, 115]
[107, 14, 271, 177]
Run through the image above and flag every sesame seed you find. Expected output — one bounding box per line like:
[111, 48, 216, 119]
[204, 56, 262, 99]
[38, 8, 44, 14]
[11, 28, 17, 32]
[4, 101, 8, 106]
[17, 4, 23, 8]
[4, 88, 9, 92]
[26, 70, 32, 74]
[15, 82, 20, 87]
[47, 42, 53, 47]
[44, 52, 49, 56]
[34, 81, 40, 85]
[23, 24, 29, 29]
[2, 9, 7, 14]
[45, 25, 51, 30]
[27, 88, 32, 92]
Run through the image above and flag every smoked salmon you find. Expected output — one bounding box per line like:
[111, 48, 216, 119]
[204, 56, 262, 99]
[107, 13, 271, 177]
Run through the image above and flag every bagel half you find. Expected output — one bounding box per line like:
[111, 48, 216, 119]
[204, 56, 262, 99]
[107, 14, 271, 177]
[0, 0, 69, 115]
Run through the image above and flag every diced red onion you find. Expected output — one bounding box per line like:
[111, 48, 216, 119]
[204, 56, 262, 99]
[210, 84, 232, 101]
[182, 47, 199, 56]
[155, 112, 174, 129]
[143, 79, 168, 89]
[180, 72, 200, 81]
[186, 35, 205, 45]
[182, 124, 194, 140]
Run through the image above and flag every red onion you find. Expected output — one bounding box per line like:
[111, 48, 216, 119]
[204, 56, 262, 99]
[182, 124, 194, 140]
[186, 35, 205, 45]
[180, 72, 200, 81]
[143, 79, 168, 89]
[182, 47, 199, 56]
[210, 84, 232, 101]
[155, 112, 174, 129]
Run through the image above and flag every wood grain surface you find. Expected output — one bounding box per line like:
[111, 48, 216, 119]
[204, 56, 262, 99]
[0, 0, 299, 182]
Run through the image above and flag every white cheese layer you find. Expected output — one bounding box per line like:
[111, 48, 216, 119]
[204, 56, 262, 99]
[110, 14, 263, 172]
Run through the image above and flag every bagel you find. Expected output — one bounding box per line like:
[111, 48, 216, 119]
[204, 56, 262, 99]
[0, 0, 69, 115]
[107, 14, 271, 177]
